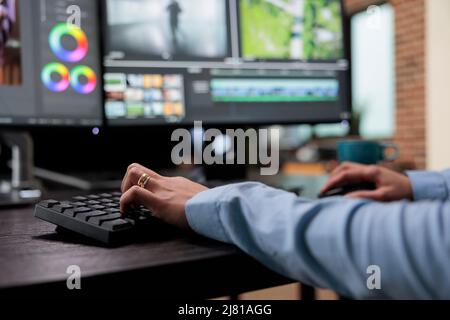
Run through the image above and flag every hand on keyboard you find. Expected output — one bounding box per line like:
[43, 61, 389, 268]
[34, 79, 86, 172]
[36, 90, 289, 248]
[34, 165, 209, 244]
[120, 163, 209, 230]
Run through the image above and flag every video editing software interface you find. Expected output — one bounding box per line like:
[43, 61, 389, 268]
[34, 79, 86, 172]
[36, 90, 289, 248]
[0, 0, 349, 127]
[0, 0, 102, 126]
[103, 0, 350, 126]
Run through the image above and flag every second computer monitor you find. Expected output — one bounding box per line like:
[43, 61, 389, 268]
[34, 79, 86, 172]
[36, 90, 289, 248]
[102, 0, 350, 126]
[0, 0, 103, 127]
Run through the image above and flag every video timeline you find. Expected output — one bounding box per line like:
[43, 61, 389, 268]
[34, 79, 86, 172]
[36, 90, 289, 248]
[211, 79, 339, 103]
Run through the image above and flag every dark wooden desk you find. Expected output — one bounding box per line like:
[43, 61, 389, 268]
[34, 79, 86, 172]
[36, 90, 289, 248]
[0, 192, 292, 299]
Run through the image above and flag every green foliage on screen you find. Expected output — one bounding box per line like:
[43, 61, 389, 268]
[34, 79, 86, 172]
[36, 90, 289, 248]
[240, 0, 343, 60]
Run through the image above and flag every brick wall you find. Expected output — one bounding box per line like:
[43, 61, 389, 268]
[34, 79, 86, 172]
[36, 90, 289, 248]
[344, 0, 427, 169]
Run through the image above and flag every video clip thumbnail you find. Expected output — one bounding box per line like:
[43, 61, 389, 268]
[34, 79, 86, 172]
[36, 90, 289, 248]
[105, 0, 229, 61]
[240, 0, 344, 61]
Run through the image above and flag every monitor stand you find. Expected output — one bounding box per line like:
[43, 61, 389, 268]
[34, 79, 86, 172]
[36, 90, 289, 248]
[0, 132, 42, 207]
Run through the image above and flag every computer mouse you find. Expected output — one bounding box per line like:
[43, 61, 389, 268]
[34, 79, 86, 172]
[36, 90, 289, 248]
[319, 182, 377, 198]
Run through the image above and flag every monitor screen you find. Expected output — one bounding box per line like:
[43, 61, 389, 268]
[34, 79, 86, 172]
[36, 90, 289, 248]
[0, 0, 103, 127]
[102, 0, 350, 126]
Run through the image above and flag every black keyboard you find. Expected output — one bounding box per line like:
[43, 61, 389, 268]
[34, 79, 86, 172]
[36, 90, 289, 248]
[34, 192, 168, 245]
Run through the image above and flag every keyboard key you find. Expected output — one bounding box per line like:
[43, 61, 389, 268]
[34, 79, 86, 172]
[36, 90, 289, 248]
[77, 210, 107, 222]
[87, 195, 100, 200]
[105, 203, 119, 208]
[53, 204, 73, 213]
[91, 205, 106, 210]
[40, 200, 59, 208]
[86, 200, 101, 205]
[99, 198, 113, 203]
[112, 192, 122, 197]
[67, 207, 91, 217]
[99, 193, 113, 198]
[105, 208, 120, 214]
[70, 202, 86, 207]
[138, 215, 149, 222]
[112, 197, 121, 202]
[73, 196, 87, 201]
[102, 219, 132, 231]
[89, 213, 122, 226]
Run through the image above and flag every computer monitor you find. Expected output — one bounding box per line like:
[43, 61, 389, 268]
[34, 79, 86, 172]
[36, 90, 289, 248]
[0, 0, 104, 205]
[0, 0, 103, 127]
[102, 0, 350, 126]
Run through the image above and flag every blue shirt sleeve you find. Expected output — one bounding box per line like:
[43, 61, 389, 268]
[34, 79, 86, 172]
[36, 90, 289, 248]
[186, 182, 450, 299]
[407, 170, 450, 201]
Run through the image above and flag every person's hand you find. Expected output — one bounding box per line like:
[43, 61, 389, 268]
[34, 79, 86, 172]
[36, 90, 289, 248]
[321, 162, 413, 202]
[120, 163, 209, 230]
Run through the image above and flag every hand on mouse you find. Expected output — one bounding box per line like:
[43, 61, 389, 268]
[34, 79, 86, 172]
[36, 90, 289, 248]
[321, 162, 413, 202]
[120, 163, 209, 230]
